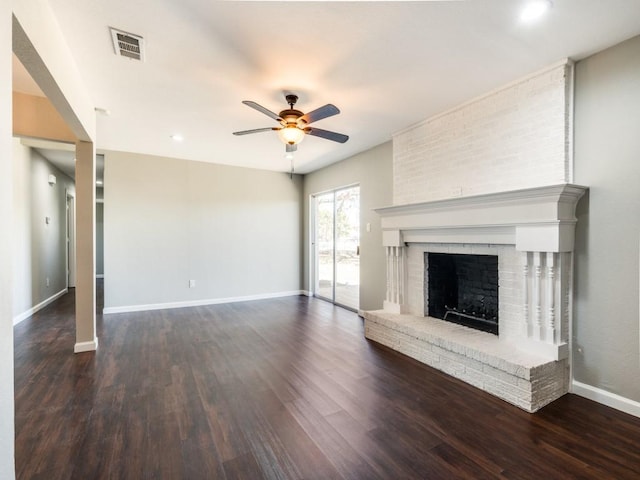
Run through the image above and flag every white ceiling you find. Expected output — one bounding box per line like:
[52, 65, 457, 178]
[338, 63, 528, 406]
[15, 0, 640, 174]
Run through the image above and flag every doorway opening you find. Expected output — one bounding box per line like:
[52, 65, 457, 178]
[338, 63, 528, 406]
[66, 192, 76, 288]
[313, 185, 360, 310]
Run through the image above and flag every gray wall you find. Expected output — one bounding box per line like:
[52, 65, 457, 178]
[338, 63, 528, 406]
[573, 35, 640, 402]
[104, 151, 303, 310]
[303, 142, 393, 311]
[12, 138, 75, 318]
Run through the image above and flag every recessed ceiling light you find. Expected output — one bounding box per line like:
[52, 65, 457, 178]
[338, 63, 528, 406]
[170, 134, 184, 142]
[520, 0, 552, 22]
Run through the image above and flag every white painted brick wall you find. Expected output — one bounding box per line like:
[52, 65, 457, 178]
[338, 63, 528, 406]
[393, 62, 572, 206]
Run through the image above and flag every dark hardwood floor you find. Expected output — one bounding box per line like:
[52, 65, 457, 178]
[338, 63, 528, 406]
[14, 285, 640, 479]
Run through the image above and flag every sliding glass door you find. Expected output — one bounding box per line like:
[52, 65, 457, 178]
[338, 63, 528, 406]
[314, 185, 360, 310]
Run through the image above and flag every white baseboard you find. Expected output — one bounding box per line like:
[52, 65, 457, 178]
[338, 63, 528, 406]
[572, 380, 640, 418]
[74, 337, 98, 353]
[300, 290, 312, 297]
[13, 288, 68, 325]
[103, 290, 308, 314]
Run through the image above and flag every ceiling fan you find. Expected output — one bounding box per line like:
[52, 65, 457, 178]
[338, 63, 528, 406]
[233, 94, 349, 154]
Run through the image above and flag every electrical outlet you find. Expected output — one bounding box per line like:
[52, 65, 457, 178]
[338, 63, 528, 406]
[46, 277, 50, 287]
[189, 280, 196, 288]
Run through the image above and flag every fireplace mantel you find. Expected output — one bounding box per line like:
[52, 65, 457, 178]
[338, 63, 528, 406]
[375, 184, 587, 252]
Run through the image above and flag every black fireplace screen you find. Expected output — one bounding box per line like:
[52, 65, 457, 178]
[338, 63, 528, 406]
[426, 253, 499, 335]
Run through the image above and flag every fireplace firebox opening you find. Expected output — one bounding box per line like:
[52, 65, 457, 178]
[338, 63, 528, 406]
[426, 253, 499, 335]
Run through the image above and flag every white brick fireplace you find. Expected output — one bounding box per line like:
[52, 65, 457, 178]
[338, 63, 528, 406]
[364, 60, 588, 412]
[364, 184, 586, 412]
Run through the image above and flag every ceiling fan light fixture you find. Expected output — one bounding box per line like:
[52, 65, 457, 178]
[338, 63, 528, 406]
[278, 125, 305, 145]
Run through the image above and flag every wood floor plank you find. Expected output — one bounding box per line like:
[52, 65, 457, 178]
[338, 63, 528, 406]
[242, 371, 343, 479]
[13, 283, 640, 479]
[284, 397, 384, 480]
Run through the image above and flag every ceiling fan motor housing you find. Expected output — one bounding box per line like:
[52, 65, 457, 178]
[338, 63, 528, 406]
[279, 109, 304, 124]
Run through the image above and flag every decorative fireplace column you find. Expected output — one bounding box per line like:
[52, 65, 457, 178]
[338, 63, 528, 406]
[519, 251, 572, 359]
[383, 230, 407, 314]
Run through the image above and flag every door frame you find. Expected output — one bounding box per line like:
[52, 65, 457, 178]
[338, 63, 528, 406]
[66, 190, 76, 288]
[310, 183, 360, 311]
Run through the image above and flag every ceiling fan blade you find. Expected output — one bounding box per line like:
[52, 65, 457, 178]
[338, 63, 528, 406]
[298, 104, 340, 125]
[233, 127, 278, 136]
[305, 127, 349, 144]
[286, 143, 297, 153]
[242, 100, 282, 122]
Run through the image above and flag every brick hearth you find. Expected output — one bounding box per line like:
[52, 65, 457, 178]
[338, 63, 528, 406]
[364, 311, 569, 412]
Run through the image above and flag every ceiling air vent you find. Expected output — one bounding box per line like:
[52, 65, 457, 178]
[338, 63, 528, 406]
[109, 27, 145, 61]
